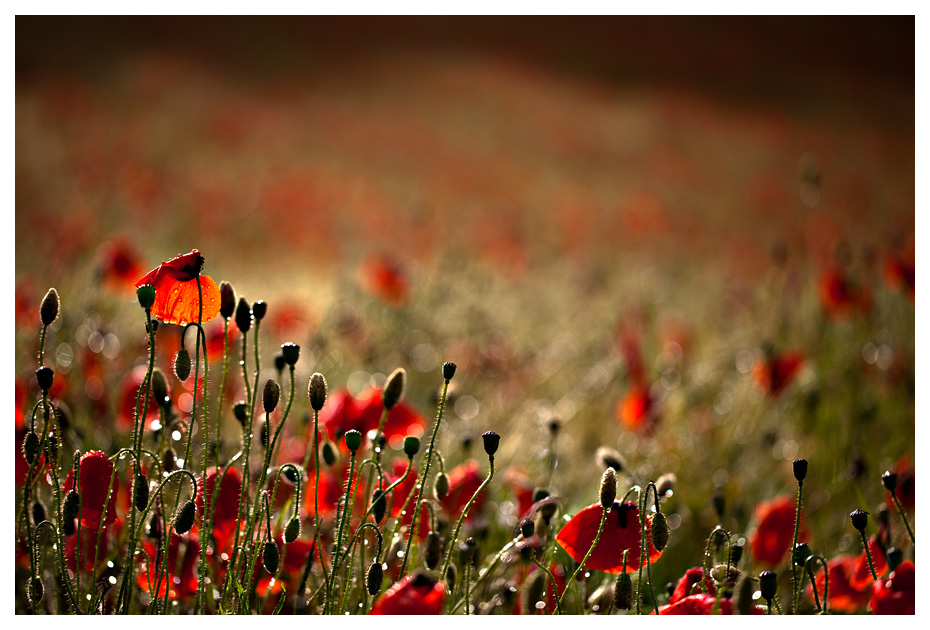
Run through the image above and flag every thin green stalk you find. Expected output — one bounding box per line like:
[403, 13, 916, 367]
[860, 531, 878, 581]
[559, 502, 608, 613]
[641, 483, 660, 615]
[533, 556, 562, 615]
[890, 492, 915, 544]
[440, 456, 495, 587]
[790, 480, 803, 613]
[328, 450, 358, 607]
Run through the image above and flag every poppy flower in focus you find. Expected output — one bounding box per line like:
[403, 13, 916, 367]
[63, 450, 118, 530]
[555, 500, 662, 573]
[669, 567, 715, 604]
[134, 249, 221, 326]
[370, 571, 445, 614]
[138, 532, 202, 599]
[617, 382, 656, 431]
[807, 554, 872, 613]
[819, 266, 872, 318]
[98, 236, 144, 293]
[359, 255, 408, 305]
[753, 350, 805, 397]
[441, 459, 486, 520]
[749, 495, 808, 566]
[870, 560, 915, 614]
[195, 466, 242, 552]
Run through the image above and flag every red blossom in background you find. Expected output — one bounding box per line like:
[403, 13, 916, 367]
[819, 265, 872, 318]
[97, 236, 144, 292]
[807, 554, 872, 613]
[304, 464, 349, 519]
[669, 567, 715, 604]
[359, 254, 409, 305]
[134, 249, 221, 326]
[616, 381, 656, 431]
[869, 560, 915, 615]
[370, 572, 445, 614]
[441, 459, 485, 520]
[555, 500, 662, 573]
[138, 532, 202, 599]
[656, 593, 762, 615]
[749, 495, 808, 566]
[753, 350, 805, 397]
[195, 466, 242, 552]
[63, 450, 118, 530]
[318, 387, 426, 449]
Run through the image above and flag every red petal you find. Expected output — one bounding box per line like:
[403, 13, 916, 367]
[555, 501, 662, 573]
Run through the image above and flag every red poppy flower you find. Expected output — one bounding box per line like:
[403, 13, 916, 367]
[870, 560, 914, 615]
[504, 467, 536, 518]
[555, 500, 662, 573]
[254, 537, 318, 597]
[819, 266, 872, 318]
[204, 319, 240, 361]
[753, 351, 805, 397]
[138, 531, 202, 599]
[749, 495, 808, 566]
[807, 554, 871, 613]
[669, 567, 715, 604]
[63, 450, 118, 530]
[98, 236, 144, 292]
[195, 466, 242, 552]
[118, 365, 161, 431]
[304, 464, 349, 519]
[617, 330, 646, 384]
[15, 379, 26, 430]
[890, 457, 915, 512]
[370, 571, 445, 614]
[656, 593, 761, 615]
[134, 249, 221, 326]
[616, 382, 656, 431]
[850, 537, 888, 590]
[359, 255, 408, 305]
[65, 520, 110, 574]
[441, 459, 486, 520]
[319, 387, 426, 449]
[883, 252, 915, 301]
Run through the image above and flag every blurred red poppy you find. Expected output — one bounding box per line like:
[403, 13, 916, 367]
[319, 387, 426, 449]
[98, 236, 144, 292]
[204, 319, 240, 360]
[555, 500, 662, 573]
[753, 350, 805, 397]
[118, 366, 161, 431]
[134, 249, 221, 326]
[65, 520, 110, 574]
[441, 459, 485, 520]
[63, 450, 118, 530]
[819, 266, 872, 318]
[617, 382, 656, 431]
[359, 255, 409, 305]
[254, 537, 318, 597]
[656, 592, 761, 615]
[850, 537, 888, 590]
[870, 560, 914, 615]
[504, 467, 536, 518]
[807, 554, 871, 613]
[370, 571, 445, 614]
[195, 466, 242, 552]
[669, 567, 715, 604]
[304, 464, 349, 519]
[138, 531, 202, 599]
[749, 495, 808, 566]
[883, 252, 915, 302]
[890, 457, 915, 512]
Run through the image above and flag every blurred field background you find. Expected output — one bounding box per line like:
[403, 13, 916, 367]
[15, 16, 915, 600]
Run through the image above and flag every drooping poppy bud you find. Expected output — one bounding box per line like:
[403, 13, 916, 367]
[849, 509, 869, 532]
[285, 516, 301, 543]
[321, 441, 336, 466]
[433, 472, 450, 501]
[730, 543, 744, 566]
[652, 511, 670, 552]
[521, 519, 535, 539]
[274, 353, 286, 373]
[792, 542, 812, 567]
[263, 378, 280, 413]
[62, 517, 76, 536]
[263, 540, 280, 574]
[882, 470, 898, 492]
[23, 431, 40, 465]
[308, 373, 327, 411]
[425, 531, 443, 570]
[442, 361, 457, 381]
[599, 468, 617, 508]
[32, 500, 46, 524]
[886, 546, 904, 572]
[345, 430, 362, 453]
[134, 473, 149, 512]
[174, 500, 195, 534]
[219, 282, 236, 320]
[793, 458, 808, 483]
[445, 564, 457, 594]
[759, 570, 778, 601]
[371, 489, 387, 524]
[235, 298, 252, 333]
[151, 369, 169, 407]
[40, 288, 59, 326]
[282, 465, 300, 483]
[364, 561, 383, 598]
[28, 576, 44, 605]
[233, 401, 248, 427]
[482, 431, 500, 457]
[281, 342, 300, 367]
[403, 436, 421, 458]
[252, 300, 267, 321]
[137, 284, 156, 310]
[174, 348, 191, 382]
[63, 490, 80, 522]
[595, 448, 625, 473]
[613, 572, 633, 610]
[35, 366, 54, 393]
[163, 447, 177, 472]
[382, 368, 406, 410]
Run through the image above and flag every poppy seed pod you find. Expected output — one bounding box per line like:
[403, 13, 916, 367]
[403, 436, 421, 458]
[234, 298, 252, 333]
[285, 516, 301, 543]
[174, 500, 195, 534]
[263, 378, 280, 413]
[521, 519, 535, 539]
[232, 401, 248, 427]
[849, 508, 869, 532]
[758, 570, 778, 600]
[281, 342, 300, 367]
[321, 441, 337, 466]
[28, 576, 44, 605]
[382, 368, 406, 410]
[23, 431, 40, 465]
[882, 470, 898, 492]
[263, 540, 280, 574]
[599, 468, 617, 508]
[32, 501, 46, 525]
[366, 561, 384, 596]
[151, 369, 169, 407]
[425, 531, 443, 569]
[35, 366, 54, 393]
[134, 474, 149, 512]
[40, 288, 59, 326]
[308, 373, 327, 411]
[433, 472, 450, 501]
[442, 361, 457, 381]
[252, 300, 267, 321]
[792, 542, 812, 567]
[371, 489, 387, 524]
[793, 458, 808, 483]
[730, 543, 744, 565]
[481, 431, 500, 457]
[174, 348, 191, 382]
[63, 489, 80, 522]
[344, 430, 362, 453]
[613, 572, 633, 610]
[651, 511, 670, 551]
[136, 284, 156, 310]
[219, 282, 236, 320]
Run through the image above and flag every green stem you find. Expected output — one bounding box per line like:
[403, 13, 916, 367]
[860, 531, 878, 581]
[440, 456, 495, 584]
[790, 480, 803, 613]
[533, 556, 562, 615]
[561, 501, 607, 613]
[890, 492, 915, 544]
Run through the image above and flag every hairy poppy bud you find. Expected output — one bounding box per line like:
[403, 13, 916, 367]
[63, 517, 76, 536]
[63, 489, 80, 521]
[321, 441, 337, 466]
[735, 573, 755, 615]
[366, 560, 384, 596]
[151, 369, 169, 407]
[382, 368, 406, 410]
[442, 361, 457, 381]
[136, 284, 156, 310]
[285, 516, 301, 543]
[282, 466, 300, 483]
[849, 508, 869, 532]
[263, 378, 280, 413]
[613, 572, 633, 610]
[651, 511, 670, 551]
[273, 353, 286, 373]
[599, 468, 617, 508]
[425, 531, 443, 569]
[235, 298, 252, 333]
[40, 288, 59, 326]
[28, 576, 44, 605]
[711, 563, 740, 584]
[345, 430, 362, 453]
[281, 342, 300, 367]
[887, 546, 904, 572]
[370, 489, 387, 524]
[656, 473, 676, 498]
[32, 501, 46, 525]
[482, 431, 500, 457]
[712, 491, 726, 519]
[263, 540, 280, 574]
[148, 508, 162, 541]
[35, 366, 54, 393]
[759, 570, 777, 600]
[134, 474, 149, 512]
[521, 519, 535, 539]
[445, 564, 457, 594]
[434, 472, 450, 501]
[252, 300, 267, 321]
[174, 500, 195, 534]
[308, 373, 327, 411]
[793, 543, 812, 567]
[458, 537, 476, 565]
[403, 436, 420, 458]
[793, 458, 808, 483]
[163, 447, 177, 472]
[596, 447, 625, 473]
[23, 431, 40, 465]
[882, 470, 898, 492]
[174, 348, 191, 382]
[730, 543, 744, 565]
[232, 401, 248, 427]
[219, 282, 236, 319]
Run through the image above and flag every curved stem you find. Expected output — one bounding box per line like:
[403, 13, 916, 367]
[440, 456, 495, 584]
[534, 556, 562, 615]
[560, 502, 607, 613]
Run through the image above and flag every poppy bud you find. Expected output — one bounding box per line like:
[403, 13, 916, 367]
[533, 487, 550, 503]
[886, 546, 904, 572]
[758, 570, 777, 601]
[481, 430, 500, 457]
[403, 436, 420, 458]
[63, 490, 80, 522]
[792, 542, 812, 567]
[281, 342, 300, 367]
[23, 431, 40, 465]
[174, 500, 195, 534]
[32, 501, 46, 525]
[445, 564, 457, 594]
[712, 491, 726, 519]
[849, 508, 869, 532]
[235, 298, 252, 333]
[595, 447, 625, 473]
[233, 401, 248, 427]
[252, 300, 267, 321]
[521, 570, 544, 615]
[382, 368, 406, 410]
[274, 353, 286, 373]
[63, 517, 76, 536]
[793, 458, 808, 483]
[162, 447, 177, 472]
[433, 472, 450, 501]
[882, 470, 898, 492]
[735, 573, 755, 615]
[370, 489, 387, 524]
[613, 572, 633, 610]
[599, 468, 617, 508]
[40, 287, 60, 327]
[136, 284, 156, 310]
[263, 378, 280, 413]
[219, 282, 236, 319]
[656, 473, 676, 498]
[521, 519, 535, 539]
[35, 366, 54, 393]
[425, 531, 443, 569]
[442, 361, 457, 381]
[148, 508, 162, 541]
[730, 543, 744, 565]
[28, 576, 44, 605]
[651, 511, 670, 551]
[151, 369, 169, 407]
[263, 540, 280, 574]
[366, 561, 384, 596]
[282, 466, 300, 483]
[134, 474, 149, 512]
[711, 563, 740, 584]
[285, 516, 301, 543]
[174, 348, 191, 382]
[548, 418, 561, 434]
[322, 441, 337, 466]
[458, 538, 476, 564]
[345, 430, 362, 453]
[308, 373, 327, 411]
